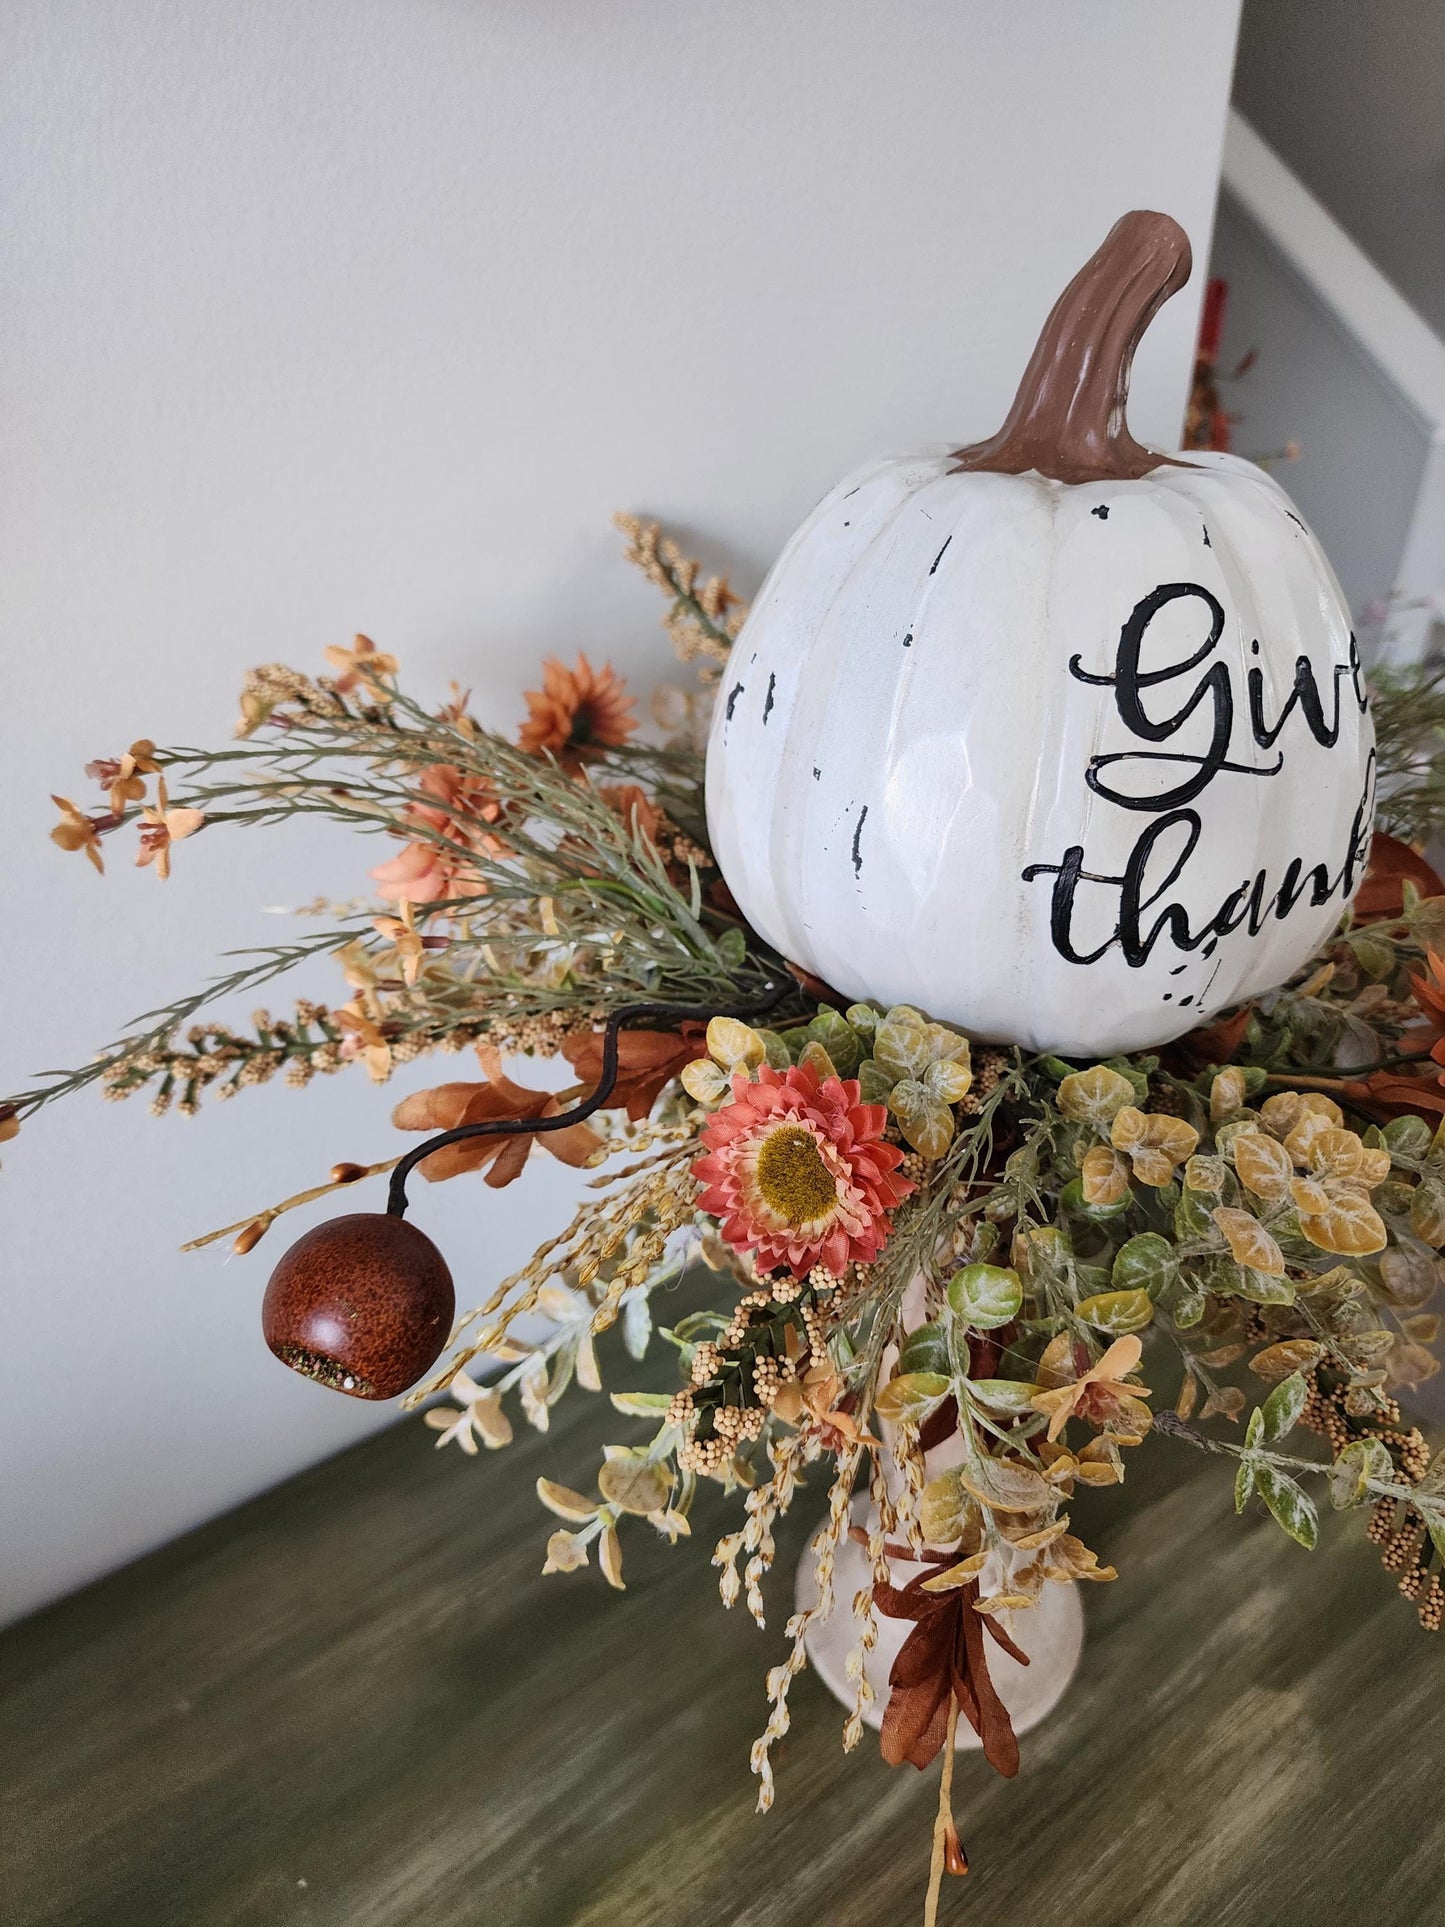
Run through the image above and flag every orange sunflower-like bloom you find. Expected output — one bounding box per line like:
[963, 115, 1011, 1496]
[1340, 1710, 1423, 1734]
[518, 654, 636, 769]
[694, 1062, 913, 1280]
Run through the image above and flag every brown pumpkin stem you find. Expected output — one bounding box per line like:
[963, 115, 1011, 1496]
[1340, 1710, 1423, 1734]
[951, 209, 1193, 484]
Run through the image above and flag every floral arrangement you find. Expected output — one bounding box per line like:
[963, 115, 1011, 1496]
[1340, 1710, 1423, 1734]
[10, 515, 1445, 1924]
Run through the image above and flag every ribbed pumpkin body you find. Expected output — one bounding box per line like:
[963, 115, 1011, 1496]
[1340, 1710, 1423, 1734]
[705, 449, 1375, 1055]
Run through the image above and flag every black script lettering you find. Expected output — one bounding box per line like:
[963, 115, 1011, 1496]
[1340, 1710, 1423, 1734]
[1247, 630, 1370, 749]
[1023, 811, 1209, 967]
[1022, 756, 1376, 971]
[1070, 583, 1283, 811]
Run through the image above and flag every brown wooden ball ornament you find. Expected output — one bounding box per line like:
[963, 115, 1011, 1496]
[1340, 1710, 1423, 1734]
[261, 986, 789, 1400]
[262, 1212, 454, 1399]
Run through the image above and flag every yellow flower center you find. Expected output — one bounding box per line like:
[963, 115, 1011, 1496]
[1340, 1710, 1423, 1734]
[754, 1125, 838, 1226]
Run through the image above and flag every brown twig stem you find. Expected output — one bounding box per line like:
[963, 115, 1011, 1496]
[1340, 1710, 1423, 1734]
[923, 1695, 961, 1927]
[181, 1156, 400, 1252]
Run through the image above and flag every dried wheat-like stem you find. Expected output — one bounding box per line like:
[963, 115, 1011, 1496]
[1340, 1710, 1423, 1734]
[841, 1451, 896, 1751]
[713, 1528, 746, 1610]
[750, 1443, 860, 1814]
[402, 1200, 601, 1405]
[590, 1168, 699, 1332]
[400, 1159, 682, 1406]
[891, 1419, 928, 1555]
[740, 1429, 805, 1629]
[614, 512, 747, 680]
[588, 1116, 698, 1175]
[713, 1428, 805, 1618]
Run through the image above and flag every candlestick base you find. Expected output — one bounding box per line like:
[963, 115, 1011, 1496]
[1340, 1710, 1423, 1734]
[795, 1498, 1085, 1746]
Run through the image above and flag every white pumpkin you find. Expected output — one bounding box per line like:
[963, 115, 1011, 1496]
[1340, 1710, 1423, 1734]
[706, 212, 1376, 1057]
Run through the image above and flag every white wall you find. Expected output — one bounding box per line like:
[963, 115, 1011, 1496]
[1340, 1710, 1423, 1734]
[0, 0, 1242, 1624]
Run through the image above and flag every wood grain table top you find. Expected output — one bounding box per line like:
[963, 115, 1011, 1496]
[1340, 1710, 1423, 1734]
[3, 1310, 1441, 1927]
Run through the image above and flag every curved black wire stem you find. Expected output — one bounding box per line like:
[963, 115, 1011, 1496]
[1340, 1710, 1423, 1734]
[385, 980, 793, 1219]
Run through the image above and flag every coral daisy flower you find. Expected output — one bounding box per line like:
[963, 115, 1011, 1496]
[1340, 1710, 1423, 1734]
[518, 653, 636, 769]
[694, 1063, 912, 1279]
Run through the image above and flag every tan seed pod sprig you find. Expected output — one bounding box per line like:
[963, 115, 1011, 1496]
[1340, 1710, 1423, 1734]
[750, 1442, 859, 1815]
[842, 1451, 898, 1751]
[614, 512, 747, 680]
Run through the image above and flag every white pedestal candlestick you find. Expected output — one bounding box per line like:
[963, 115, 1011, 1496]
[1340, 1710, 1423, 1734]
[795, 1496, 1085, 1746]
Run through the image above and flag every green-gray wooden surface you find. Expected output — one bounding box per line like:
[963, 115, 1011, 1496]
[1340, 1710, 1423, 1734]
[3, 1322, 1442, 1927]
